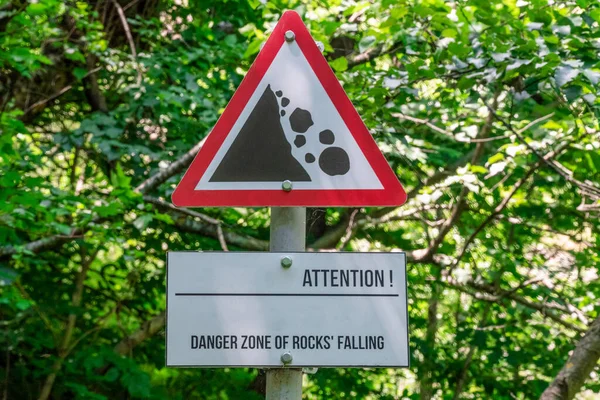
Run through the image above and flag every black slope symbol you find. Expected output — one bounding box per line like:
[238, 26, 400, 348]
[210, 85, 311, 182]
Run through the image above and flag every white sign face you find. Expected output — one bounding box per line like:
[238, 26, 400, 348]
[166, 252, 409, 368]
[193, 38, 382, 191]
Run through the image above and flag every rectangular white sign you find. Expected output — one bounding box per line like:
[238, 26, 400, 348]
[166, 252, 409, 368]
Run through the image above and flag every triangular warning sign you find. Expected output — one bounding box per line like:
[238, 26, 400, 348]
[172, 11, 406, 207]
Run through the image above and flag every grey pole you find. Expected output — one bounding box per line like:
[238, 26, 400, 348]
[266, 207, 305, 400]
[269, 207, 305, 251]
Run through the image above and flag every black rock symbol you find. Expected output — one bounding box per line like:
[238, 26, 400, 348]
[319, 129, 335, 145]
[294, 135, 306, 148]
[289, 108, 314, 133]
[319, 147, 350, 176]
[209, 85, 310, 182]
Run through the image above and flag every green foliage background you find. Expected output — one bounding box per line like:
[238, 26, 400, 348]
[0, 0, 599, 399]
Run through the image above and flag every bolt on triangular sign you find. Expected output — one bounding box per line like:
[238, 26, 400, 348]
[172, 11, 406, 207]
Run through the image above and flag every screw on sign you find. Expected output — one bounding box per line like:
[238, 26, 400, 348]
[168, 10, 409, 400]
[281, 352, 293, 365]
[280, 256, 293, 269]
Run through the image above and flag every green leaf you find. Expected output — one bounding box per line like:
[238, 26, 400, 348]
[110, 164, 131, 189]
[104, 368, 119, 383]
[583, 69, 600, 85]
[243, 38, 262, 59]
[555, 65, 579, 87]
[358, 36, 377, 53]
[53, 223, 73, 235]
[133, 214, 153, 231]
[26, 3, 47, 15]
[0, 267, 18, 285]
[563, 85, 582, 102]
[470, 165, 488, 174]
[585, 152, 600, 172]
[153, 213, 174, 225]
[37, 55, 52, 65]
[185, 74, 199, 92]
[487, 153, 505, 165]
[238, 23, 256, 35]
[224, 35, 237, 47]
[16, 299, 32, 310]
[94, 203, 122, 218]
[121, 371, 151, 398]
[391, 7, 408, 19]
[64, 49, 86, 63]
[73, 67, 88, 80]
[441, 29, 457, 38]
[330, 57, 348, 72]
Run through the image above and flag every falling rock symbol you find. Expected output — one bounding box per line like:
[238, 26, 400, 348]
[319, 129, 335, 145]
[289, 108, 314, 133]
[210, 85, 311, 182]
[294, 135, 306, 148]
[319, 147, 350, 176]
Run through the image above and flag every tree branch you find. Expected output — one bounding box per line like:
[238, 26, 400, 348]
[336, 208, 359, 250]
[419, 90, 500, 261]
[443, 276, 586, 333]
[175, 217, 268, 251]
[0, 229, 83, 258]
[22, 68, 103, 116]
[453, 133, 574, 268]
[111, 0, 142, 85]
[392, 112, 455, 139]
[309, 148, 477, 250]
[487, 107, 600, 201]
[135, 137, 206, 194]
[113, 312, 166, 356]
[143, 195, 220, 225]
[346, 42, 401, 69]
[452, 165, 538, 267]
[0, 134, 210, 259]
[413, 96, 499, 397]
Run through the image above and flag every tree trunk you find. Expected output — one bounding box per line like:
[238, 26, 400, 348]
[38, 251, 97, 400]
[420, 268, 442, 400]
[539, 316, 600, 400]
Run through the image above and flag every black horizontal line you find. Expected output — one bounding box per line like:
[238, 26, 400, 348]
[175, 293, 399, 297]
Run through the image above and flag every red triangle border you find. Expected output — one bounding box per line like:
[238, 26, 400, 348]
[172, 11, 406, 207]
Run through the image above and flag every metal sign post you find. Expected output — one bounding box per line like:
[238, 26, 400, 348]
[266, 207, 305, 399]
[167, 11, 410, 400]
